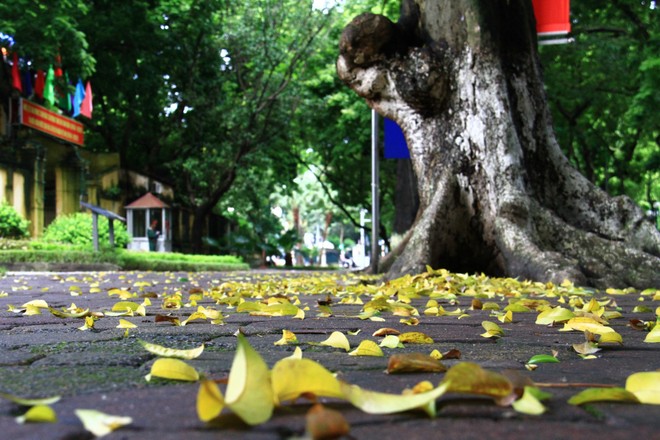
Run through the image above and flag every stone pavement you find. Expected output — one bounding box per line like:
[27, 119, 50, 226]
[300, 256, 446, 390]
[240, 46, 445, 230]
[0, 270, 658, 440]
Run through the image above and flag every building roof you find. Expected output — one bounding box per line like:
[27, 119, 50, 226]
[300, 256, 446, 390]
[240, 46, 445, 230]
[125, 192, 170, 209]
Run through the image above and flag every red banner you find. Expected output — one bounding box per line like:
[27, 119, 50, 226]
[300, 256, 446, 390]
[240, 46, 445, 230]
[19, 99, 84, 146]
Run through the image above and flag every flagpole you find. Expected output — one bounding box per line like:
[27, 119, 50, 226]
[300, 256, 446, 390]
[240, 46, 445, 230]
[370, 109, 379, 274]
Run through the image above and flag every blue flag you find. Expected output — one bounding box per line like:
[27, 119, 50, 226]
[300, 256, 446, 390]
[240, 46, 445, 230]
[73, 78, 85, 117]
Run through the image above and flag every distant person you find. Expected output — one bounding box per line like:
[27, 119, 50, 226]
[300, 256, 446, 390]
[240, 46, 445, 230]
[148, 219, 160, 251]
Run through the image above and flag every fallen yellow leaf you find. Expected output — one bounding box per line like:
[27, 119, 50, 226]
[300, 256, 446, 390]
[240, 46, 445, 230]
[319, 331, 351, 351]
[117, 319, 137, 329]
[147, 358, 200, 382]
[272, 357, 344, 403]
[339, 381, 450, 417]
[75, 409, 132, 437]
[348, 340, 384, 357]
[625, 371, 660, 404]
[224, 334, 274, 425]
[379, 335, 403, 348]
[197, 379, 225, 422]
[442, 362, 513, 399]
[139, 340, 205, 359]
[274, 330, 298, 346]
[568, 387, 639, 405]
[644, 323, 660, 343]
[398, 332, 434, 344]
[16, 405, 57, 424]
[480, 321, 504, 338]
[511, 387, 546, 415]
[0, 392, 61, 406]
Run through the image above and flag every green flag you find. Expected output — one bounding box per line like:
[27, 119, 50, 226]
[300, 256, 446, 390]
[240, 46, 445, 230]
[43, 66, 55, 107]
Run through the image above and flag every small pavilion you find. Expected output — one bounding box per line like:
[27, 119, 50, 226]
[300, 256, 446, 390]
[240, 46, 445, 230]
[125, 192, 171, 252]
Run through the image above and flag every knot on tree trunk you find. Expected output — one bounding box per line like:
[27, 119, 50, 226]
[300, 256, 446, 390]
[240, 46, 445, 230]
[338, 13, 452, 117]
[339, 13, 398, 68]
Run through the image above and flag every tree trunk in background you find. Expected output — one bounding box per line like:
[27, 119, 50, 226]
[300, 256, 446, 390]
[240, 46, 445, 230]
[337, 0, 660, 288]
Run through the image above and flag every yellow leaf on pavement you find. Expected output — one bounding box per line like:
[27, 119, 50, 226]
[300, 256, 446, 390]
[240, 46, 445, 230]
[197, 379, 225, 422]
[75, 409, 132, 437]
[139, 340, 204, 359]
[497, 310, 513, 323]
[225, 334, 274, 425]
[319, 331, 351, 351]
[625, 371, 660, 404]
[398, 332, 434, 344]
[0, 392, 60, 406]
[339, 381, 449, 417]
[274, 330, 298, 346]
[379, 335, 403, 348]
[568, 387, 639, 405]
[442, 362, 513, 399]
[22, 299, 49, 309]
[16, 405, 57, 424]
[536, 307, 575, 325]
[644, 323, 660, 343]
[480, 321, 504, 338]
[148, 358, 199, 382]
[272, 358, 344, 404]
[511, 387, 546, 415]
[348, 340, 384, 357]
[561, 317, 614, 335]
[117, 319, 136, 329]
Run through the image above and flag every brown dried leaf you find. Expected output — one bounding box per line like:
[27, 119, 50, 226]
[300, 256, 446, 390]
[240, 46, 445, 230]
[372, 328, 401, 337]
[155, 314, 181, 326]
[305, 404, 350, 440]
[441, 349, 462, 360]
[387, 353, 447, 374]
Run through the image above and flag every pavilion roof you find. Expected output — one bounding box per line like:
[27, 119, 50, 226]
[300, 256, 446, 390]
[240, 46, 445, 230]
[125, 192, 169, 209]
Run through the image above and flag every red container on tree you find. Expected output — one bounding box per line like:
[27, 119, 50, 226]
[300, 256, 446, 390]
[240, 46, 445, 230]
[532, 0, 571, 36]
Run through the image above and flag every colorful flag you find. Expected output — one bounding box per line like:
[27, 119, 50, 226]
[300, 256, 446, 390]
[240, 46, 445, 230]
[11, 53, 22, 92]
[34, 70, 45, 98]
[79, 81, 93, 119]
[73, 78, 85, 117]
[58, 72, 72, 113]
[43, 66, 55, 107]
[22, 70, 33, 96]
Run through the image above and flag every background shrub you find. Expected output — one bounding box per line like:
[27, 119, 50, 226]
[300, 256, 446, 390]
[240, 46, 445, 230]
[42, 213, 130, 248]
[0, 204, 30, 238]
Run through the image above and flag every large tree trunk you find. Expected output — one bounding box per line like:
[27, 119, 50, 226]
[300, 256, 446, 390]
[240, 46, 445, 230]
[337, 0, 660, 288]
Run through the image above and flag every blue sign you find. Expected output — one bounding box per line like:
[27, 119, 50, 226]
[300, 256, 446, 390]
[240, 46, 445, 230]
[384, 118, 410, 159]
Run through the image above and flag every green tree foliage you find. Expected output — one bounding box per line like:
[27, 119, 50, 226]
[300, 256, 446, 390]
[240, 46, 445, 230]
[0, 204, 29, 238]
[0, 1, 95, 77]
[540, 0, 659, 209]
[75, 0, 335, 251]
[291, 0, 402, 242]
[42, 213, 130, 248]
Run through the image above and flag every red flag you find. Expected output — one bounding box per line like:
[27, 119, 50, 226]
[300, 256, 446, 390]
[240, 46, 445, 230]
[34, 70, 45, 98]
[11, 53, 22, 92]
[54, 53, 63, 78]
[79, 81, 93, 118]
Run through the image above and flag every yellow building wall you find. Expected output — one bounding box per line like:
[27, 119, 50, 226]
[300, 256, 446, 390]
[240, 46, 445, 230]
[0, 168, 6, 203]
[13, 172, 26, 218]
[55, 166, 80, 217]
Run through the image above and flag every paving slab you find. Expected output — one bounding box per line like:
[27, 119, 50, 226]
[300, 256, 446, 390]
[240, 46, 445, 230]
[0, 270, 658, 439]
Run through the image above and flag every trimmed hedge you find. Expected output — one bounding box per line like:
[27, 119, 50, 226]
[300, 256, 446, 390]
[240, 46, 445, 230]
[0, 248, 248, 272]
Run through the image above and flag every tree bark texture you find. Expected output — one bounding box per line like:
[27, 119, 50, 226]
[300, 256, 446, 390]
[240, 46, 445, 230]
[337, 0, 660, 288]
